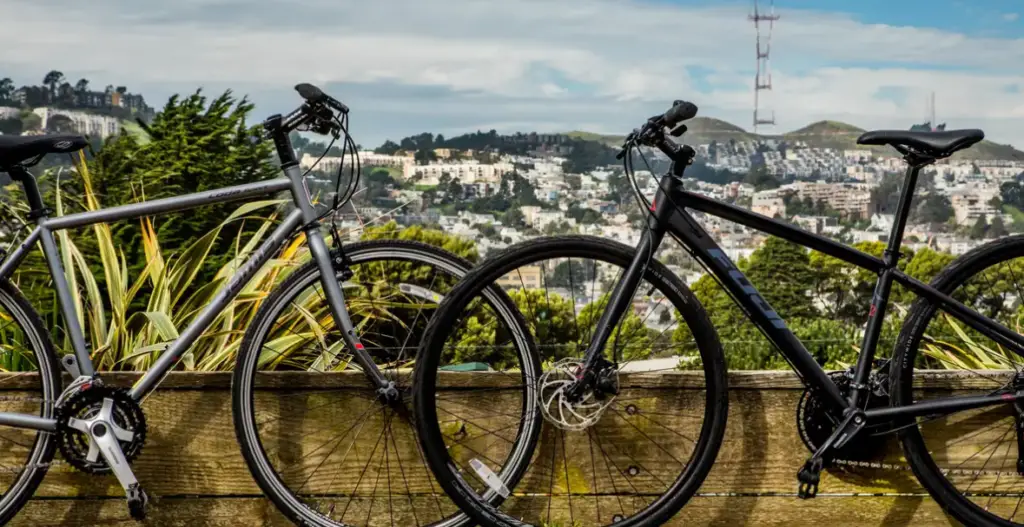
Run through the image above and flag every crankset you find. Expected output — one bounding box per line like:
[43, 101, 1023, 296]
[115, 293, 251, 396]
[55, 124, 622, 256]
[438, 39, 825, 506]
[796, 368, 891, 462]
[56, 384, 150, 520]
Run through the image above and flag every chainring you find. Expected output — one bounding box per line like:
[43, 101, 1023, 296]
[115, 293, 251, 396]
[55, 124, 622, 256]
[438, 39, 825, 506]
[796, 370, 889, 462]
[56, 385, 147, 475]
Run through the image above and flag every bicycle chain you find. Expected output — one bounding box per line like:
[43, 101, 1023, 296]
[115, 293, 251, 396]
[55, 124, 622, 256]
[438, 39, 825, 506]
[832, 457, 1024, 479]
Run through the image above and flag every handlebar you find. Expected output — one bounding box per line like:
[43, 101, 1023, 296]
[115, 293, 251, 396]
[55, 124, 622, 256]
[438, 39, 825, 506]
[662, 100, 698, 128]
[295, 83, 350, 114]
[617, 99, 699, 168]
[261, 83, 349, 138]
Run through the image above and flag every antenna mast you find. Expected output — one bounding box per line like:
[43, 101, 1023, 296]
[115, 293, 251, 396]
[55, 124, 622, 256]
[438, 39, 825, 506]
[751, 0, 779, 134]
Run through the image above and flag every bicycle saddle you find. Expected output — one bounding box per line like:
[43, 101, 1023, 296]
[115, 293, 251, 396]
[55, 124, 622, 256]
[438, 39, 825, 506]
[857, 129, 984, 159]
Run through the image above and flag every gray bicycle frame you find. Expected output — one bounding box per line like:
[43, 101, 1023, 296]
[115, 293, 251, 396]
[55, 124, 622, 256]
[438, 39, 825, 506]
[0, 164, 386, 432]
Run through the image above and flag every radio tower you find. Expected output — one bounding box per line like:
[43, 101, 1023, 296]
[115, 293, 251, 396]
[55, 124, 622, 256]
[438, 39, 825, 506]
[751, 0, 779, 133]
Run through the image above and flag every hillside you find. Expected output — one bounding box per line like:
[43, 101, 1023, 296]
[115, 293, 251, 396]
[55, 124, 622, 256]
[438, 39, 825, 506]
[685, 117, 759, 145]
[565, 118, 1024, 161]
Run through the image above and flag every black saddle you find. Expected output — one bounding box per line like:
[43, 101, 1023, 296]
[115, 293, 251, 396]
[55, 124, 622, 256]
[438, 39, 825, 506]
[0, 134, 89, 169]
[857, 129, 984, 159]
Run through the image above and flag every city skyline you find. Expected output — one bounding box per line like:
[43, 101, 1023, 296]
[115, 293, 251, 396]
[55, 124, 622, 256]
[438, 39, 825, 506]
[1, 0, 1022, 147]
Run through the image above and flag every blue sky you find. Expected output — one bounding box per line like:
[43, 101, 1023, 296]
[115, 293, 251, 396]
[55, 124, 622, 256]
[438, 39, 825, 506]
[0, 0, 1022, 148]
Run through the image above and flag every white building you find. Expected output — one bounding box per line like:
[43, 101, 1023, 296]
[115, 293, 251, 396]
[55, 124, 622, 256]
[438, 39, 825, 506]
[31, 107, 121, 138]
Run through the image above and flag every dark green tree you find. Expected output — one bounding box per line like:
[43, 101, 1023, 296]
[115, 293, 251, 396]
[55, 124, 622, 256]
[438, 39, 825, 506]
[913, 194, 954, 223]
[970, 214, 988, 239]
[89, 90, 279, 281]
[989, 215, 1008, 238]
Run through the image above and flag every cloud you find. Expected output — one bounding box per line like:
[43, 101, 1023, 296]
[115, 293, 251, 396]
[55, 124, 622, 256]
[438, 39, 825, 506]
[0, 0, 1022, 148]
[1005, 13, 1020, 22]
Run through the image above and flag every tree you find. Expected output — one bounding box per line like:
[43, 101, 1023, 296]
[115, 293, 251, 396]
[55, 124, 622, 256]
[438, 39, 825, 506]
[548, 260, 597, 294]
[42, 70, 64, 102]
[970, 214, 988, 239]
[46, 114, 75, 133]
[375, 140, 400, 155]
[745, 237, 816, 319]
[0, 78, 13, 102]
[914, 194, 954, 223]
[88, 90, 279, 282]
[989, 215, 1008, 238]
[904, 248, 954, 285]
[57, 82, 75, 107]
[74, 78, 89, 98]
[0, 118, 22, 135]
[20, 112, 41, 132]
[1002, 180, 1024, 208]
[743, 164, 778, 190]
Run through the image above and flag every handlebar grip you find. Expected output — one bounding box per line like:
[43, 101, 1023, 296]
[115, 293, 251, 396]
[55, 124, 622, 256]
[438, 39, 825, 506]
[295, 83, 350, 114]
[295, 83, 326, 103]
[662, 100, 698, 127]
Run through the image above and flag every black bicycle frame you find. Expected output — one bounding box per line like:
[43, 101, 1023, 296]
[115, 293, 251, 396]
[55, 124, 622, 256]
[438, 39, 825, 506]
[582, 160, 1024, 421]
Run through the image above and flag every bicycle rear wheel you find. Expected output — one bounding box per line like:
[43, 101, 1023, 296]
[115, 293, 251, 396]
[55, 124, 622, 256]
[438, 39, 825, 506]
[414, 236, 728, 527]
[233, 239, 539, 527]
[895, 235, 1024, 526]
[0, 280, 61, 524]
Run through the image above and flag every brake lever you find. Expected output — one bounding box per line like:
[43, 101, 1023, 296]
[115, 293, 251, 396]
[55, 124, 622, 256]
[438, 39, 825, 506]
[616, 131, 639, 160]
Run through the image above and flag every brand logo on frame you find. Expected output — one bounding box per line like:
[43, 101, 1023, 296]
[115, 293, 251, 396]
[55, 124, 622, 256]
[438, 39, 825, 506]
[707, 249, 786, 328]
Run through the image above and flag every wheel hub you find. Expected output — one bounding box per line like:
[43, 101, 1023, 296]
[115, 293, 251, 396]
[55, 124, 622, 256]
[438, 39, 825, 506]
[538, 358, 617, 431]
[56, 386, 147, 475]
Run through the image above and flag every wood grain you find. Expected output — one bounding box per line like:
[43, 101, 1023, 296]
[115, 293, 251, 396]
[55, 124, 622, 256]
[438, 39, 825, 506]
[0, 371, 996, 525]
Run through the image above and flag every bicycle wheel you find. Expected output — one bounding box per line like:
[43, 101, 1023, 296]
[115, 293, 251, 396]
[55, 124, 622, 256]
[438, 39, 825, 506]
[0, 280, 61, 524]
[233, 239, 539, 527]
[414, 235, 728, 527]
[894, 235, 1024, 526]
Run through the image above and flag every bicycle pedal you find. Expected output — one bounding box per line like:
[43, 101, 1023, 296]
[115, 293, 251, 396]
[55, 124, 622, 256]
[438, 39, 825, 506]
[126, 482, 149, 521]
[797, 459, 823, 499]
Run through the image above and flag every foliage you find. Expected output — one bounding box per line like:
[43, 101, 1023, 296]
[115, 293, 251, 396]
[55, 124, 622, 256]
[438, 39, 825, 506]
[912, 193, 954, 223]
[6, 155, 301, 371]
[970, 214, 988, 239]
[86, 90, 279, 286]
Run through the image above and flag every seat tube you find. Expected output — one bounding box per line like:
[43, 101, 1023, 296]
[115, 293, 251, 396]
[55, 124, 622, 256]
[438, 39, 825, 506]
[37, 219, 95, 377]
[851, 163, 921, 407]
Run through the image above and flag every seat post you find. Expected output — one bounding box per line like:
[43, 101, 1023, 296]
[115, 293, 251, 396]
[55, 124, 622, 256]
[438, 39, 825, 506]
[883, 160, 929, 267]
[7, 166, 48, 221]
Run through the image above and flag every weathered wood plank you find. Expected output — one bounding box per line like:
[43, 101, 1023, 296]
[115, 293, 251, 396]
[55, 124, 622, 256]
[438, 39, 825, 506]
[0, 370, 1012, 525]
[11, 495, 963, 526]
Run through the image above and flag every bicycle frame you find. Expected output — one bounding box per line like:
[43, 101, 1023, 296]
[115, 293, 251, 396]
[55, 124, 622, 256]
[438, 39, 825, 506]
[0, 156, 385, 432]
[582, 160, 1024, 422]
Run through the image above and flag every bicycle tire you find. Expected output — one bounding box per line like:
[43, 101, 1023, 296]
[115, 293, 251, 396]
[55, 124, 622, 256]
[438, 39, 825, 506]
[413, 235, 728, 527]
[233, 239, 540, 527]
[0, 280, 61, 525]
[894, 234, 1024, 526]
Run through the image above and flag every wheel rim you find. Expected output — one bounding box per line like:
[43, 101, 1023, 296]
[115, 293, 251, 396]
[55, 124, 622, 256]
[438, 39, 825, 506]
[415, 238, 725, 527]
[235, 243, 536, 527]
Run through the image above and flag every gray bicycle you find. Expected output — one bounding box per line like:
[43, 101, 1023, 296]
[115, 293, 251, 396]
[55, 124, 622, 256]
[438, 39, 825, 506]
[0, 84, 538, 526]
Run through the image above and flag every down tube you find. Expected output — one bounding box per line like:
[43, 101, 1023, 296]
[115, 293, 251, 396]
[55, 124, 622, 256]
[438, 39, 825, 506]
[669, 209, 848, 410]
[128, 208, 304, 401]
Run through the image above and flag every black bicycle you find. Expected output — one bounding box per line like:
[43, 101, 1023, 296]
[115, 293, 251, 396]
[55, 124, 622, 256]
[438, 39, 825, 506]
[412, 100, 1024, 526]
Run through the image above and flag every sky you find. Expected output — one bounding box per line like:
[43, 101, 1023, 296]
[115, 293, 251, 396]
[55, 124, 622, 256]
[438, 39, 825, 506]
[1, 0, 1023, 149]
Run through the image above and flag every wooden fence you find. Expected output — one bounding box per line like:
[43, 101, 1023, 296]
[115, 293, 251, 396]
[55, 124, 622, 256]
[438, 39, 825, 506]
[2, 371, 972, 526]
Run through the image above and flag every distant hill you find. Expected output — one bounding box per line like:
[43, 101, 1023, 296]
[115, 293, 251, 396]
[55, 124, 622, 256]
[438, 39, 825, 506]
[564, 117, 1024, 161]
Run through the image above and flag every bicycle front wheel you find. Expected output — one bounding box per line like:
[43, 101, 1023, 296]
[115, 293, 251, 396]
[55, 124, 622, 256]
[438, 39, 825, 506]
[895, 235, 1024, 526]
[232, 239, 539, 527]
[414, 236, 728, 527]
